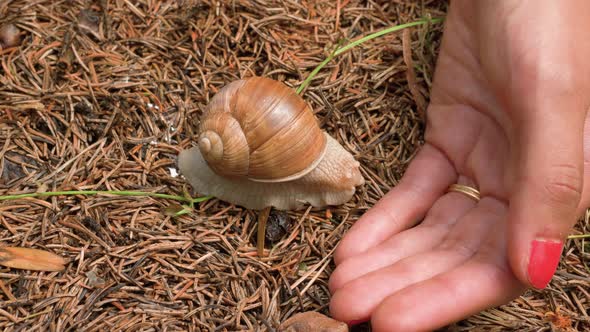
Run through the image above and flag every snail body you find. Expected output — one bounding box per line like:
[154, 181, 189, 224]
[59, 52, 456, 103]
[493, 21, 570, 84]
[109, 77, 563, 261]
[178, 77, 364, 210]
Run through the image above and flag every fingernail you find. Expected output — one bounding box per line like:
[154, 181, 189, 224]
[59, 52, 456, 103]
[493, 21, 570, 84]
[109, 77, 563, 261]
[528, 239, 563, 289]
[347, 319, 368, 326]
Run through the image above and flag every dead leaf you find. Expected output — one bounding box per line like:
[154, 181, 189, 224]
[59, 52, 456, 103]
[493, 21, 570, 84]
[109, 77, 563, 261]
[279, 312, 348, 332]
[0, 247, 66, 272]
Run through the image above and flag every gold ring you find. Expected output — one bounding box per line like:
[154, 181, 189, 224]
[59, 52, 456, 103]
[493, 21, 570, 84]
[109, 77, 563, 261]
[448, 184, 480, 202]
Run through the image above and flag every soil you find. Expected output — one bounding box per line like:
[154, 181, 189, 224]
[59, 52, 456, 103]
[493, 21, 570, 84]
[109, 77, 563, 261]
[0, 0, 588, 331]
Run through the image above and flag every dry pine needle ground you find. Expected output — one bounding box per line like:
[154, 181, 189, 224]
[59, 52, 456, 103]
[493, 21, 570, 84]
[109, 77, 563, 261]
[0, 0, 589, 331]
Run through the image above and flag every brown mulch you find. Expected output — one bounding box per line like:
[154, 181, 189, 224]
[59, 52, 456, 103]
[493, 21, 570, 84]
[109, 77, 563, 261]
[0, 0, 588, 331]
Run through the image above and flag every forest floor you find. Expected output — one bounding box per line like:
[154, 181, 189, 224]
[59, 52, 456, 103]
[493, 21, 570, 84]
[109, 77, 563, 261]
[0, 0, 588, 331]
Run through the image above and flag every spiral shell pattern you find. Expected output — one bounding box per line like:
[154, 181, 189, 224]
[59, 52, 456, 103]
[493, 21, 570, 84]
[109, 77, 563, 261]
[197, 77, 327, 182]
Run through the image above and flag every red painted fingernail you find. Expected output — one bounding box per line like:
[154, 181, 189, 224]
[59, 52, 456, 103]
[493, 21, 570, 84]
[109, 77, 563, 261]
[347, 319, 368, 326]
[528, 239, 563, 289]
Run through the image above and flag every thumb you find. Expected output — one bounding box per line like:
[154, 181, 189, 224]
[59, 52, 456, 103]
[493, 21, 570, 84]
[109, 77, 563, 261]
[507, 102, 587, 290]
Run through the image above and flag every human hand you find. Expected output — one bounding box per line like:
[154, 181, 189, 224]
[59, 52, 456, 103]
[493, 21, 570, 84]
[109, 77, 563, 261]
[328, 1, 590, 330]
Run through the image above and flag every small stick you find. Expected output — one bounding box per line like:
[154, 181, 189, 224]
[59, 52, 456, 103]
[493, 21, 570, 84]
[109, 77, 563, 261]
[257, 207, 272, 257]
[402, 28, 427, 122]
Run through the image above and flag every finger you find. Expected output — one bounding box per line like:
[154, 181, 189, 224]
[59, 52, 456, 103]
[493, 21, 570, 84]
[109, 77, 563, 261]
[329, 187, 477, 293]
[507, 103, 586, 290]
[329, 225, 444, 295]
[334, 143, 456, 264]
[579, 111, 590, 212]
[370, 250, 524, 332]
[330, 198, 501, 323]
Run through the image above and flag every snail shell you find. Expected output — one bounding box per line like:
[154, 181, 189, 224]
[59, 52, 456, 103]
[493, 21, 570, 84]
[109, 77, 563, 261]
[197, 77, 327, 182]
[178, 77, 364, 210]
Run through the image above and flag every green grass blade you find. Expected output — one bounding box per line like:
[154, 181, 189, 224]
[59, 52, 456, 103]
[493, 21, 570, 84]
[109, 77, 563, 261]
[296, 17, 444, 94]
[0, 190, 211, 204]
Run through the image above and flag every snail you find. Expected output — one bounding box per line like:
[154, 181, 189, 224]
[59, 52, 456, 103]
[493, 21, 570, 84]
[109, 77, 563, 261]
[178, 77, 364, 211]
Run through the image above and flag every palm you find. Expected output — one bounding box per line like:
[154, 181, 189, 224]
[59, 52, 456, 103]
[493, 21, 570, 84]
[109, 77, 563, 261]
[328, 3, 590, 331]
